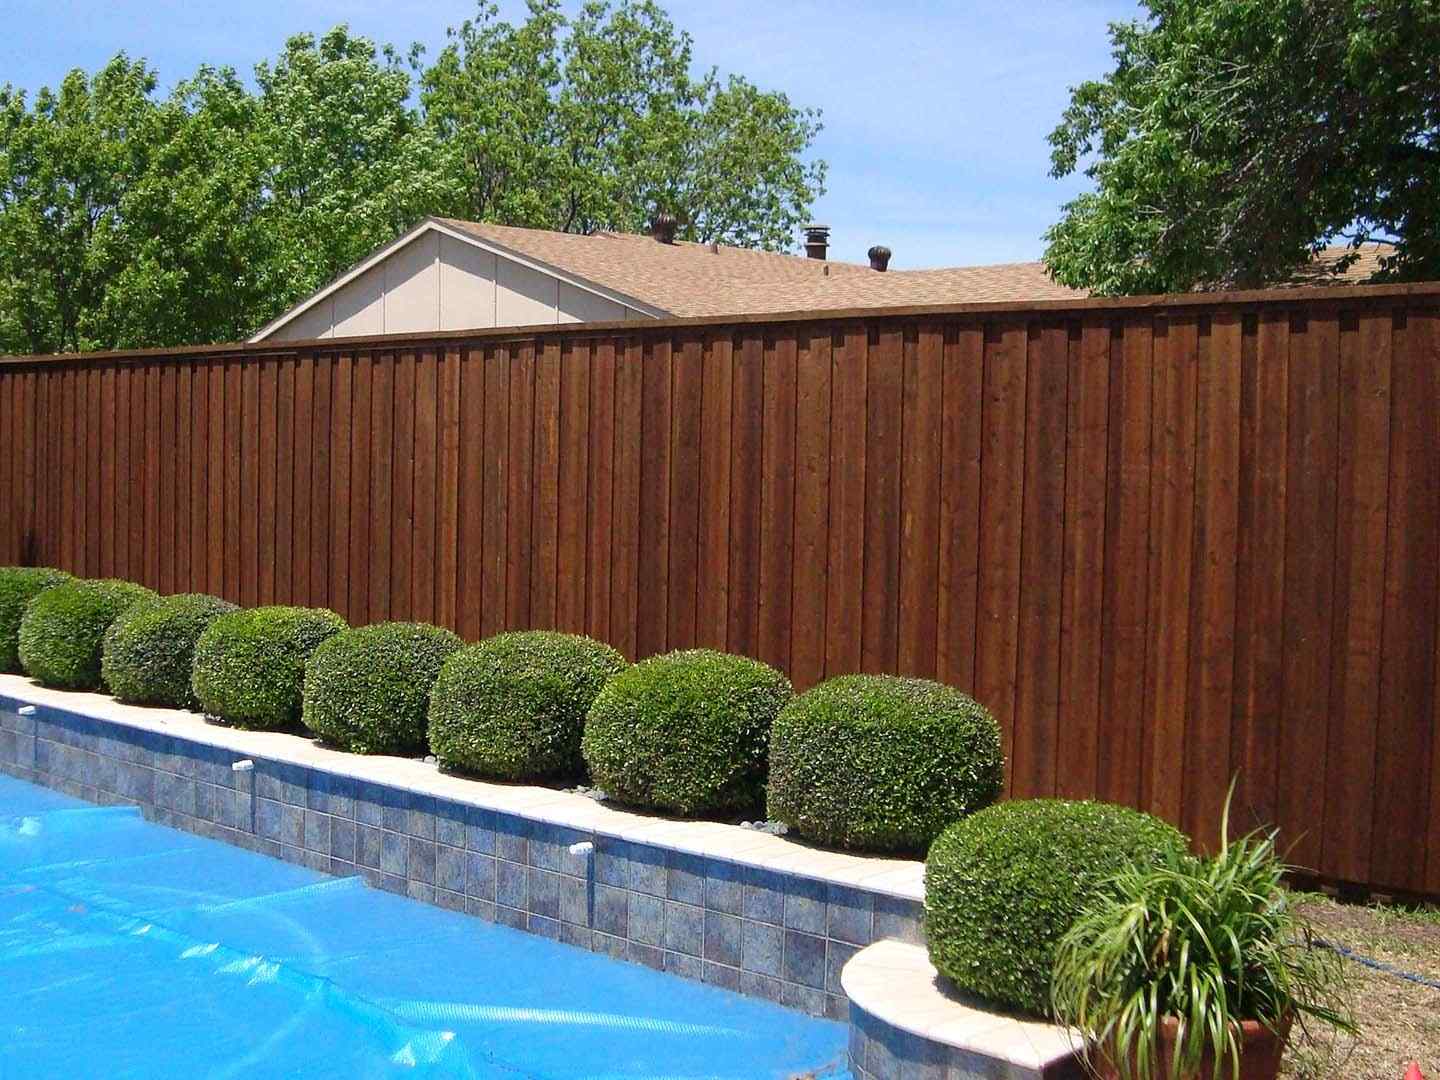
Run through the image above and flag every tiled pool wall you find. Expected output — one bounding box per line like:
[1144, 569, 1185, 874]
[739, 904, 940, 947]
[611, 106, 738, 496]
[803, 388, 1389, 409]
[848, 1004, 1080, 1080]
[0, 696, 923, 1021]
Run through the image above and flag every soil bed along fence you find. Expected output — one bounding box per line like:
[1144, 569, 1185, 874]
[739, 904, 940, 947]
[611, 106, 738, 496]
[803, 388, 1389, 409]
[3, 283, 1439, 898]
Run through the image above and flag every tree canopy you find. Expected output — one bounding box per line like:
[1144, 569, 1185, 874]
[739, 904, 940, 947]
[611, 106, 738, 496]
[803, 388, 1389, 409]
[1043, 0, 1440, 295]
[0, 1, 825, 353]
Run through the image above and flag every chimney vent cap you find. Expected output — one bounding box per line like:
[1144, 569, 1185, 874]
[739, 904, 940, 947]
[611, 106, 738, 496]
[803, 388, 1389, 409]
[804, 223, 830, 260]
[868, 245, 892, 272]
[650, 211, 679, 244]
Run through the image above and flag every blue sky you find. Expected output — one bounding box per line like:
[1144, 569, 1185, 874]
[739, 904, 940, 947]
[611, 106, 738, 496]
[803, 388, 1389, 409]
[3, 0, 1143, 268]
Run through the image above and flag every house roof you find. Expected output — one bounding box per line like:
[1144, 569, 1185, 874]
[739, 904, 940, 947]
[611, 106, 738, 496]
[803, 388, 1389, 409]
[437, 218, 1393, 317]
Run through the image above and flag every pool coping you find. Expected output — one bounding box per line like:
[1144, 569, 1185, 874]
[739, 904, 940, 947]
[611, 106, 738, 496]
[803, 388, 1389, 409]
[842, 940, 1082, 1079]
[0, 673, 923, 903]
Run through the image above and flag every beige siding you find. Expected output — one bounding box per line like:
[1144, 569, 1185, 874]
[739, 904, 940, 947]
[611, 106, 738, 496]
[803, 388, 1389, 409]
[440, 233, 497, 330]
[263, 226, 656, 340]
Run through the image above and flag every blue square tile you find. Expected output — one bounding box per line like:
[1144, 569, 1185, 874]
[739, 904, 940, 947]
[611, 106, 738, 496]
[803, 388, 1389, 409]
[436, 845, 467, 893]
[528, 914, 560, 941]
[827, 885, 874, 946]
[435, 888, 467, 914]
[382, 787, 408, 833]
[497, 860, 527, 909]
[874, 895, 923, 946]
[704, 910, 742, 967]
[194, 782, 214, 822]
[667, 851, 705, 905]
[665, 950, 702, 981]
[559, 875, 589, 926]
[628, 941, 664, 971]
[330, 818, 356, 863]
[354, 783, 385, 827]
[380, 830, 408, 876]
[281, 804, 306, 848]
[783, 982, 826, 1018]
[496, 905, 528, 931]
[560, 923, 592, 951]
[435, 802, 467, 848]
[742, 920, 783, 977]
[664, 902, 704, 957]
[703, 961, 741, 992]
[784, 930, 826, 989]
[465, 807, 495, 854]
[705, 864, 743, 915]
[594, 884, 627, 937]
[408, 838, 436, 885]
[406, 794, 436, 839]
[467, 897, 497, 922]
[826, 940, 859, 995]
[628, 892, 664, 946]
[256, 798, 283, 843]
[465, 853, 496, 900]
[528, 868, 560, 919]
[304, 811, 330, 854]
[628, 844, 667, 897]
[407, 881, 436, 904]
[357, 824, 383, 870]
[495, 817, 527, 864]
[742, 867, 785, 925]
[784, 876, 827, 935]
[594, 839, 630, 888]
[739, 970, 783, 1003]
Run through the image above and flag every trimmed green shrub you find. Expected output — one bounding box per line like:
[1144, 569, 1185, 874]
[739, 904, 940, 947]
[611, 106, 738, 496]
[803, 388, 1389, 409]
[0, 566, 72, 673]
[101, 593, 238, 709]
[581, 649, 791, 815]
[767, 675, 1004, 853]
[925, 799, 1188, 1017]
[17, 579, 158, 691]
[428, 631, 627, 780]
[192, 606, 347, 730]
[303, 622, 463, 754]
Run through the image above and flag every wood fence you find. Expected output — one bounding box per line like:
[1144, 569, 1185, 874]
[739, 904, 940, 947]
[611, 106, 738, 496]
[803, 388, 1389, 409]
[2, 284, 1439, 896]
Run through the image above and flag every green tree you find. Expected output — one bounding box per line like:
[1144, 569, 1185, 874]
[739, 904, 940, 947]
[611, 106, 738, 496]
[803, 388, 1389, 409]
[1043, 0, 1440, 294]
[0, 56, 158, 354]
[419, 0, 825, 249]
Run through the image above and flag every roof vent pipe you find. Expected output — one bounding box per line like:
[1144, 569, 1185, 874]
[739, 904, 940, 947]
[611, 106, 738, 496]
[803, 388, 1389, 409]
[868, 245, 892, 272]
[804, 225, 830, 260]
[650, 212, 679, 245]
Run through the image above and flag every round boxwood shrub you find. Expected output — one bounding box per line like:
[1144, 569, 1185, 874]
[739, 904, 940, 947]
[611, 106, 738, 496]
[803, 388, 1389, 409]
[192, 606, 347, 730]
[0, 566, 73, 673]
[303, 622, 464, 754]
[767, 675, 1004, 853]
[428, 631, 627, 780]
[101, 593, 238, 710]
[925, 799, 1189, 1017]
[17, 578, 159, 691]
[581, 649, 791, 815]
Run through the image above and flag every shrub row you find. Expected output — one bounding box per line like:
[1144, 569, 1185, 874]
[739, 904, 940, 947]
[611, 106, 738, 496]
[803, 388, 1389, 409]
[5, 566, 1011, 855]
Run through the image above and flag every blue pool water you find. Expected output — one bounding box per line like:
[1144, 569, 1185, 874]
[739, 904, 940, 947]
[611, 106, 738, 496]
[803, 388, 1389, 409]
[0, 774, 849, 1079]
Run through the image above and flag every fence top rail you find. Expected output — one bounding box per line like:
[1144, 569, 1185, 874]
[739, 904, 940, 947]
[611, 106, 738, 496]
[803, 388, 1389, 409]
[4, 278, 1439, 368]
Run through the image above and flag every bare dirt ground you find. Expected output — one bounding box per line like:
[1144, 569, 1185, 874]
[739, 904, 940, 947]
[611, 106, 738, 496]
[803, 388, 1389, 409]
[1280, 895, 1440, 1079]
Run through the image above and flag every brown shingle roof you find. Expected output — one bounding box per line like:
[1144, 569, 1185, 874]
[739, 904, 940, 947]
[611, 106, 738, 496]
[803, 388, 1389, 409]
[438, 218, 1393, 317]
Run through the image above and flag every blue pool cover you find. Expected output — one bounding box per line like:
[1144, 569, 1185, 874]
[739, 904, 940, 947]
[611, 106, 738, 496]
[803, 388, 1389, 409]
[0, 773, 850, 1079]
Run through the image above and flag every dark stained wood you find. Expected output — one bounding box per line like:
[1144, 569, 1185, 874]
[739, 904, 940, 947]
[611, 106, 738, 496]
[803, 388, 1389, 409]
[1279, 313, 1341, 871]
[789, 328, 830, 686]
[413, 350, 439, 623]
[696, 333, 734, 651]
[758, 332, 797, 673]
[557, 341, 590, 634]
[862, 328, 903, 674]
[635, 338, 672, 658]
[825, 328, 867, 676]
[4, 295, 1440, 896]
[898, 326, 942, 679]
[975, 322, 1028, 793]
[1321, 311, 1391, 881]
[1098, 319, 1153, 807]
[1013, 323, 1069, 798]
[936, 326, 984, 692]
[1057, 320, 1110, 798]
[667, 336, 702, 648]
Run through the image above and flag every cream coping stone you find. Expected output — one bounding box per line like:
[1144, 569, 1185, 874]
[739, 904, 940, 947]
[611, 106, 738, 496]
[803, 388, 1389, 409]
[841, 939, 1082, 1073]
[0, 673, 925, 902]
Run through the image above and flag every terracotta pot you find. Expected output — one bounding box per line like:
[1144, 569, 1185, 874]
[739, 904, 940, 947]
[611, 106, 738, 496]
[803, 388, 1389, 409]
[1091, 1015, 1292, 1080]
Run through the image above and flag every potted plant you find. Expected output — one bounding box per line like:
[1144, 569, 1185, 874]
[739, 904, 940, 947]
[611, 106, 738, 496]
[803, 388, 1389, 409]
[1050, 797, 1352, 1080]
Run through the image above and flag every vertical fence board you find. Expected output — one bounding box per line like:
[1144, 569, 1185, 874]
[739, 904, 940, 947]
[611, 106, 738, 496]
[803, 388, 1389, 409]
[728, 333, 764, 658]
[292, 357, 314, 606]
[349, 354, 374, 624]
[611, 339, 643, 658]
[898, 325, 942, 679]
[477, 347, 505, 639]
[789, 329, 831, 687]
[586, 341, 616, 643]
[937, 326, 984, 692]
[697, 334, 734, 651]
[274, 358, 294, 605]
[531, 341, 561, 630]
[391, 353, 416, 621]
[758, 331, 797, 673]
[862, 328, 903, 674]
[1013, 323, 1069, 798]
[557, 341, 591, 635]
[825, 328, 867, 675]
[437, 348, 461, 629]
[328, 355, 354, 622]
[506, 343, 535, 632]
[667, 337, 702, 648]
[413, 350, 439, 623]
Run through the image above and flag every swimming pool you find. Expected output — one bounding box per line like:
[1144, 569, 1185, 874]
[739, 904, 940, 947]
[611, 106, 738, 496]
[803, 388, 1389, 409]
[0, 772, 850, 1078]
